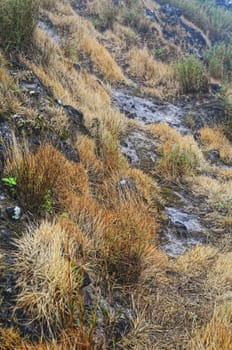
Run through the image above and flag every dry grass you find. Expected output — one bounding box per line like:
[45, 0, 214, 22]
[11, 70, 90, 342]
[174, 245, 218, 277]
[191, 175, 232, 205]
[0, 327, 96, 350]
[5, 142, 88, 214]
[149, 123, 205, 180]
[207, 252, 232, 293]
[0, 59, 21, 114]
[189, 304, 232, 350]
[128, 47, 175, 96]
[200, 127, 232, 164]
[22, 31, 125, 136]
[98, 202, 158, 283]
[47, 3, 126, 83]
[13, 220, 90, 338]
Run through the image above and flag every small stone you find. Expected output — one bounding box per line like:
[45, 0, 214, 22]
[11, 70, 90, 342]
[113, 317, 131, 340]
[82, 270, 92, 287]
[55, 98, 63, 106]
[6, 206, 23, 220]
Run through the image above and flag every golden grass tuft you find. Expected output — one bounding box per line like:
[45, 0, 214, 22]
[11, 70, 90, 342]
[174, 245, 217, 276]
[14, 220, 89, 338]
[99, 202, 158, 283]
[48, 6, 126, 83]
[189, 304, 232, 350]
[128, 47, 175, 96]
[200, 127, 232, 164]
[207, 253, 232, 292]
[5, 142, 88, 214]
[0, 328, 23, 350]
[191, 175, 232, 205]
[0, 64, 21, 114]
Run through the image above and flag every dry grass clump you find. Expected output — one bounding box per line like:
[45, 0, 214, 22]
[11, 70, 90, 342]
[0, 61, 21, 114]
[0, 328, 23, 350]
[128, 47, 175, 96]
[174, 245, 217, 277]
[113, 23, 138, 48]
[191, 176, 232, 205]
[5, 142, 88, 214]
[200, 127, 232, 164]
[99, 202, 158, 283]
[13, 220, 90, 338]
[149, 123, 204, 180]
[207, 253, 232, 292]
[0, 327, 96, 350]
[48, 5, 126, 83]
[31, 28, 61, 67]
[189, 304, 232, 350]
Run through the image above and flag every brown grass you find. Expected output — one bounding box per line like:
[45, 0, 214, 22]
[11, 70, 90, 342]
[0, 61, 21, 114]
[191, 175, 232, 205]
[0, 327, 96, 350]
[128, 47, 175, 97]
[189, 304, 232, 350]
[200, 127, 232, 164]
[13, 220, 90, 338]
[98, 202, 158, 283]
[47, 3, 126, 83]
[5, 142, 88, 214]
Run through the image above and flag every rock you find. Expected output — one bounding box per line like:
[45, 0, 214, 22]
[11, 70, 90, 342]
[206, 150, 220, 163]
[144, 8, 159, 22]
[54, 98, 63, 106]
[82, 270, 92, 288]
[165, 207, 203, 234]
[6, 206, 23, 220]
[160, 4, 182, 18]
[73, 63, 81, 72]
[208, 83, 222, 93]
[118, 178, 137, 192]
[63, 105, 90, 138]
[113, 317, 131, 341]
[216, 0, 232, 10]
[55, 139, 80, 163]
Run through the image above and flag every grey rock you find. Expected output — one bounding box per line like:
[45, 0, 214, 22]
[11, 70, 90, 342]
[6, 206, 23, 220]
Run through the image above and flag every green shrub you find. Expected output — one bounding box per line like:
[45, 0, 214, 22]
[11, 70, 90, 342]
[0, 0, 39, 50]
[174, 56, 207, 94]
[205, 43, 232, 81]
[159, 142, 198, 179]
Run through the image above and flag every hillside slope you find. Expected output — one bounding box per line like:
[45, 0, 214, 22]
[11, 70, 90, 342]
[0, 0, 231, 349]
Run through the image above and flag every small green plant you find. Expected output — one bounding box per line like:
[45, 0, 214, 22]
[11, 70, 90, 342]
[159, 142, 198, 179]
[42, 189, 53, 214]
[60, 211, 69, 219]
[191, 312, 198, 327]
[185, 113, 195, 129]
[174, 56, 207, 94]
[153, 47, 165, 58]
[2, 176, 17, 194]
[215, 201, 232, 211]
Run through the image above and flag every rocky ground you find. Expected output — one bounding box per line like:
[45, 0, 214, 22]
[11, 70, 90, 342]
[0, 0, 231, 349]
